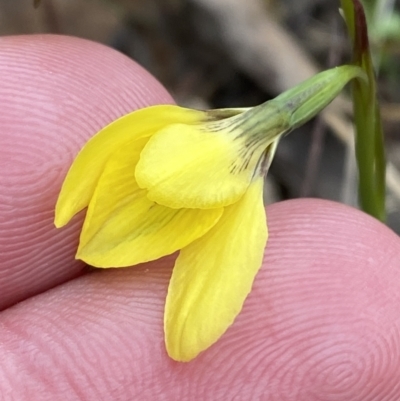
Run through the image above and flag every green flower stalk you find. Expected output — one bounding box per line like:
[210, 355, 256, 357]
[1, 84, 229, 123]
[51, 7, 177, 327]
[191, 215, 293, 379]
[341, 0, 386, 221]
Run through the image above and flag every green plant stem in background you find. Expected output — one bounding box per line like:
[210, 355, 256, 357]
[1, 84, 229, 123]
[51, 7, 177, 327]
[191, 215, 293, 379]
[340, 0, 386, 222]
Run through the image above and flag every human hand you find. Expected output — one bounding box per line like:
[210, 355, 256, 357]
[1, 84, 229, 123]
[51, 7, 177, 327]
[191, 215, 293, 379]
[1, 35, 399, 401]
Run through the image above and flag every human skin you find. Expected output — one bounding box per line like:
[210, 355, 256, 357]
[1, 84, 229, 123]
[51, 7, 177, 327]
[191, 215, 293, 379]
[0, 35, 400, 401]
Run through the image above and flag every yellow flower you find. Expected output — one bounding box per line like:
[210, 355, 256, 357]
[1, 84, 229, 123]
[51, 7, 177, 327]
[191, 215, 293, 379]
[55, 103, 281, 362]
[54, 66, 364, 362]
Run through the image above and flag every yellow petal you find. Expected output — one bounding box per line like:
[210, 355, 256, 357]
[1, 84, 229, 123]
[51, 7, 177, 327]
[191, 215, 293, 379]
[135, 120, 265, 209]
[77, 139, 223, 268]
[164, 178, 267, 361]
[55, 105, 205, 227]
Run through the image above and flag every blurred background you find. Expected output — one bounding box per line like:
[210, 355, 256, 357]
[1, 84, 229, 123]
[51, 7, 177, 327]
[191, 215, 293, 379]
[2, 0, 400, 231]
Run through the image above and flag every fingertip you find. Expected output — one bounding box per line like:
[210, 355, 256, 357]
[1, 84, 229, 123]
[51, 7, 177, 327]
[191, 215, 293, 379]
[2, 199, 400, 400]
[212, 199, 400, 399]
[0, 34, 173, 308]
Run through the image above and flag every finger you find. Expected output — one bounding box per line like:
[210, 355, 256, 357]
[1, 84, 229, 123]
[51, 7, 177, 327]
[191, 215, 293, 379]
[0, 35, 173, 309]
[1, 199, 399, 400]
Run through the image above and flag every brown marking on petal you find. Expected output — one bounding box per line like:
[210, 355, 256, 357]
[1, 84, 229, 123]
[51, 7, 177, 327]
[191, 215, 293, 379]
[205, 108, 246, 121]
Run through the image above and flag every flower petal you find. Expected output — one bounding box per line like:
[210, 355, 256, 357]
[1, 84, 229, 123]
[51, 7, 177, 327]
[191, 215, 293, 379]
[164, 178, 267, 361]
[77, 139, 223, 268]
[55, 105, 205, 227]
[135, 121, 262, 209]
